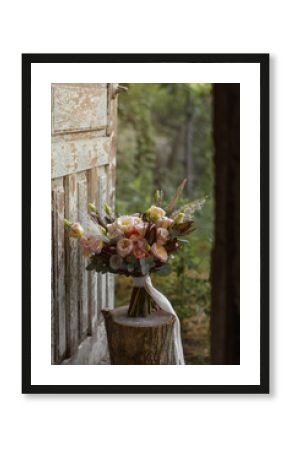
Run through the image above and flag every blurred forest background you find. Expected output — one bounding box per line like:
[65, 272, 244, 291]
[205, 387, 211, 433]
[115, 83, 214, 364]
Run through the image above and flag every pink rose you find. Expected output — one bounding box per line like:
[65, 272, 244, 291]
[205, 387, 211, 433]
[80, 236, 90, 257]
[133, 243, 148, 259]
[156, 227, 169, 244]
[116, 238, 133, 258]
[127, 222, 148, 239]
[88, 235, 103, 254]
[80, 235, 103, 257]
[156, 217, 174, 229]
[151, 243, 168, 263]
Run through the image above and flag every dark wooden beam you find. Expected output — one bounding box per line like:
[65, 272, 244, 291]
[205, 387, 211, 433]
[211, 83, 240, 364]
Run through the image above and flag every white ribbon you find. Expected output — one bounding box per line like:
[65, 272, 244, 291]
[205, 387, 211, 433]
[133, 275, 185, 365]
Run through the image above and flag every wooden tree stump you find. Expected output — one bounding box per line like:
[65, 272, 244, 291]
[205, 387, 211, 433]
[102, 305, 176, 365]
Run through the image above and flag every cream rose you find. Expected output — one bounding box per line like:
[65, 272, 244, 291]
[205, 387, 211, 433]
[107, 222, 124, 240]
[156, 227, 169, 244]
[116, 215, 143, 233]
[156, 217, 174, 229]
[146, 205, 166, 221]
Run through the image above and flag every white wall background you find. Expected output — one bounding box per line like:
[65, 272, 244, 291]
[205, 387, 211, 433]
[0, 1, 286, 449]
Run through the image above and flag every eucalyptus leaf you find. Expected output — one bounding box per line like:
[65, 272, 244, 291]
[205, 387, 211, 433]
[154, 263, 172, 276]
[140, 258, 150, 275]
[86, 262, 96, 271]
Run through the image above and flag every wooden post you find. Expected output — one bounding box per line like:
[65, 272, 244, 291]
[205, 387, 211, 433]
[102, 306, 176, 365]
[211, 83, 240, 364]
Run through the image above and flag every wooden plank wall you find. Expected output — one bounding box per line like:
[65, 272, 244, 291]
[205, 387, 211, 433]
[51, 84, 117, 364]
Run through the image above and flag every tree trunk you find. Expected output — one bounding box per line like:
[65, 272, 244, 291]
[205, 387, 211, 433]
[185, 88, 194, 198]
[102, 306, 175, 364]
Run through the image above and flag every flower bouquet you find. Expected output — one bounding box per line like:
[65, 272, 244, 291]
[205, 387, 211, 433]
[64, 179, 205, 364]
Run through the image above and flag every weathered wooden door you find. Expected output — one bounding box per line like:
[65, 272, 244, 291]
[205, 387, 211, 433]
[51, 83, 117, 364]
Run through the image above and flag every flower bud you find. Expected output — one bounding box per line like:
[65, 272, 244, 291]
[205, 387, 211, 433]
[64, 218, 72, 229]
[104, 202, 112, 217]
[154, 189, 163, 205]
[69, 222, 84, 238]
[173, 212, 185, 224]
[88, 203, 97, 213]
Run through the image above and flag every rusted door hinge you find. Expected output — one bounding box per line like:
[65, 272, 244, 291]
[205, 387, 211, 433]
[112, 83, 128, 98]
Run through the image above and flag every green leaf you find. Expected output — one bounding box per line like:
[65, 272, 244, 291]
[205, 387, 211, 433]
[127, 264, 135, 273]
[154, 263, 172, 276]
[86, 262, 96, 271]
[140, 258, 150, 275]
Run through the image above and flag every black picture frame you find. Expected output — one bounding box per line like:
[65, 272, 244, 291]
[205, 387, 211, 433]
[22, 53, 269, 394]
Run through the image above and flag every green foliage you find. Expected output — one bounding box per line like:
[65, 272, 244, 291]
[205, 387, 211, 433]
[116, 83, 214, 325]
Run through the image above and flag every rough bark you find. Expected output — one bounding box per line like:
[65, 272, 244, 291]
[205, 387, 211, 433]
[210, 83, 240, 365]
[102, 306, 175, 365]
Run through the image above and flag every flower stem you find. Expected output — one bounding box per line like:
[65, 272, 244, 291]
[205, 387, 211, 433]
[128, 287, 157, 317]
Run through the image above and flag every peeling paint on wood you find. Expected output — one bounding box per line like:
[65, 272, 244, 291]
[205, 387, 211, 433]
[106, 274, 115, 309]
[52, 178, 66, 363]
[51, 136, 111, 179]
[77, 172, 89, 340]
[61, 319, 110, 365]
[51, 83, 117, 365]
[87, 167, 99, 335]
[52, 84, 107, 134]
[64, 174, 79, 355]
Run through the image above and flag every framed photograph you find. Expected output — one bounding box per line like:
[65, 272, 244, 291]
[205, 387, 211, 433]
[22, 53, 269, 394]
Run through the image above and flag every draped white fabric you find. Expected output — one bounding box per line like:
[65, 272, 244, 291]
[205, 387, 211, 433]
[133, 275, 185, 365]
